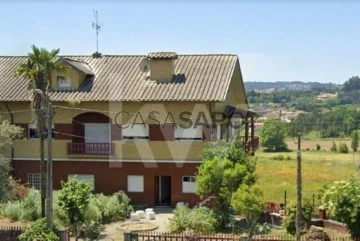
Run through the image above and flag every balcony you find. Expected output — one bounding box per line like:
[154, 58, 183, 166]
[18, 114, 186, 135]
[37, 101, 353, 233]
[67, 143, 115, 155]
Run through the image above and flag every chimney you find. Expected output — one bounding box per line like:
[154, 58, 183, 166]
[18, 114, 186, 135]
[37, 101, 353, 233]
[92, 51, 102, 58]
[147, 52, 178, 81]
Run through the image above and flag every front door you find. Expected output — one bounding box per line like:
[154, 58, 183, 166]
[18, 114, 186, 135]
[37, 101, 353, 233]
[155, 176, 171, 206]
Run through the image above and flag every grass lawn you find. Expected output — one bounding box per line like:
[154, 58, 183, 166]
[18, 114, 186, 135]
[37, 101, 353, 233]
[255, 147, 359, 207]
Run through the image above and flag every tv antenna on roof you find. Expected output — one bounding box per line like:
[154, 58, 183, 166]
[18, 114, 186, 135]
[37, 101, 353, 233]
[92, 9, 103, 56]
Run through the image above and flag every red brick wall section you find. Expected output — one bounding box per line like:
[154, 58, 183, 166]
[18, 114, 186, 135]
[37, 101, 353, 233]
[0, 227, 23, 241]
[54, 124, 72, 140]
[12, 160, 201, 207]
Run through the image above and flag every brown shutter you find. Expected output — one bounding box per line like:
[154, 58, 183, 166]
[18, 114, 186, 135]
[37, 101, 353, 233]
[54, 124, 73, 140]
[17, 124, 28, 139]
[149, 124, 174, 141]
[72, 120, 84, 143]
[111, 124, 122, 141]
[202, 125, 212, 141]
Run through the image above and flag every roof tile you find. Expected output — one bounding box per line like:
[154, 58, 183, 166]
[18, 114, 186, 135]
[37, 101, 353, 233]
[0, 54, 238, 102]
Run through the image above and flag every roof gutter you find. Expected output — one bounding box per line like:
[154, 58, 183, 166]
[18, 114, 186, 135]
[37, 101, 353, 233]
[3, 102, 15, 173]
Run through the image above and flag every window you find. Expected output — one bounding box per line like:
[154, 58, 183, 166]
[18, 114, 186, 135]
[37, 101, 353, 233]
[127, 175, 144, 192]
[122, 124, 148, 140]
[84, 123, 110, 143]
[57, 76, 71, 89]
[182, 176, 196, 193]
[28, 124, 54, 139]
[175, 126, 202, 141]
[28, 173, 47, 190]
[231, 120, 241, 139]
[68, 174, 95, 191]
[216, 124, 221, 140]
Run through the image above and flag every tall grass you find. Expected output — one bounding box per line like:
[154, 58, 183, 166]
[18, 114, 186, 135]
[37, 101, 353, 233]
[255, 149, 358, 208]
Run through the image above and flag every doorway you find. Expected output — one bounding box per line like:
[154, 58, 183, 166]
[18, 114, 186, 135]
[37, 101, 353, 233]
[155, 176, 171, 206]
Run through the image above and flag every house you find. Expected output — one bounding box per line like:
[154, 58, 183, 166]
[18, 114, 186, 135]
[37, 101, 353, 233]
[0, 52, 258, 207]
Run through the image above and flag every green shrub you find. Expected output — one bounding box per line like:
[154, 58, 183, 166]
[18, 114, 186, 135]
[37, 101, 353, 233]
[338, 143, 349, 153]
[2, 201, 22, 221]
[316, 144, 321, 151]
[53, 191, 70, 228]
[169, 206, 217, 234]
[283, 199, 313, 235]
[286, 155, 291, 160]
[272, 155, 284, 161]
[18, 218, 59, 241]
[57, 177, 91, 225]
[20, 189, 41, 221]
[330, 141, 337, 152]
[254, 223, 271, 234]
[79, 196, 103, 239]
[93, 191, 133, 224]
[1, 189, 41, 222]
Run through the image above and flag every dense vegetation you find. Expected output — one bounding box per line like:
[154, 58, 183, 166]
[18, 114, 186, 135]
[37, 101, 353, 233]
[247, 76, 360, 112]
[1, 179, 133, 240]
[288, 106, 360, 138]
[196, 140, 257, 228]
[320, 179, 360, 238]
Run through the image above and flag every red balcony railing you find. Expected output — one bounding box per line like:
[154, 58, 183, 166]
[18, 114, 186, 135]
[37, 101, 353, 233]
[67, 143, 115, 155]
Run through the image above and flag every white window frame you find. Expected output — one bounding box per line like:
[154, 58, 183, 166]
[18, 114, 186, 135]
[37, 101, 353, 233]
[28, 173, 47, 190]
[182, 176, 196, 193]
[175, 126, 203, 141]
[28, 124, 54, 139]
[57, 76, 71, 89]
[231, 120, 241, 138]
[127, 175, 144, 192]
[122, 124, 149, 140]
[68, 174, 95, 191]
[216, 124, 221, 140]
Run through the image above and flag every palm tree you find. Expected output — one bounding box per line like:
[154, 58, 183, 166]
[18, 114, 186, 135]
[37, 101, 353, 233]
[15, 45, 66, 217]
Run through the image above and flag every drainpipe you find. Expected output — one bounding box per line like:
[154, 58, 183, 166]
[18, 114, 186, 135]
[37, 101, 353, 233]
[4, 102, 15, 173]
[208, 102, 213, 142]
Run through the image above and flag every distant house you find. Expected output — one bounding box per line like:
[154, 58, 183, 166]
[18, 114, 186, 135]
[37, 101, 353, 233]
[315, 93, 338, 101]
[0, 52, 258, 207]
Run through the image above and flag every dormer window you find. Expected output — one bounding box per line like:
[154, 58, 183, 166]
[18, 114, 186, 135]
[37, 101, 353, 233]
[57, 76, 71, 90]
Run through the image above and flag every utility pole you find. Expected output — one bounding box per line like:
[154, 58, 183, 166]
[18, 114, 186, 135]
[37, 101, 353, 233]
[46, 101, 53, 228]
[296, 132, 302, 241]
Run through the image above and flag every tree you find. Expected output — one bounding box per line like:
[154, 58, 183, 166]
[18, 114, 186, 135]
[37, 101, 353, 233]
[19, 218, 59, 241]
[231, 185, 265, 238]
[196, 140, 256, 227]
[260, 119, 288, 151]
[351, 130, 359, 152]
[343, 76, 360, 92]
[57, 177, 91, 240]
[320, 179, 360, 238]
[15, 45, 66, 217]
[0, 120, 22, 202]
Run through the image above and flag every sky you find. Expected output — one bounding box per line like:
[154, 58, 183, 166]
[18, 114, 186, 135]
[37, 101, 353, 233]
[1, 1, 360, 84]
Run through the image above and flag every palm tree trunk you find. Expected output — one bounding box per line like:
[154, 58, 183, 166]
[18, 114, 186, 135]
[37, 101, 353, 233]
[40, 132, 46, 218]
[37, 112, 46, 218]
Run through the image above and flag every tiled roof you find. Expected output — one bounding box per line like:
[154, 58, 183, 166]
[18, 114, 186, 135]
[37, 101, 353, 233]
[61, 58, 94, 75]
[0, 54, 238, 102]
[147, 52, 178, 60]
